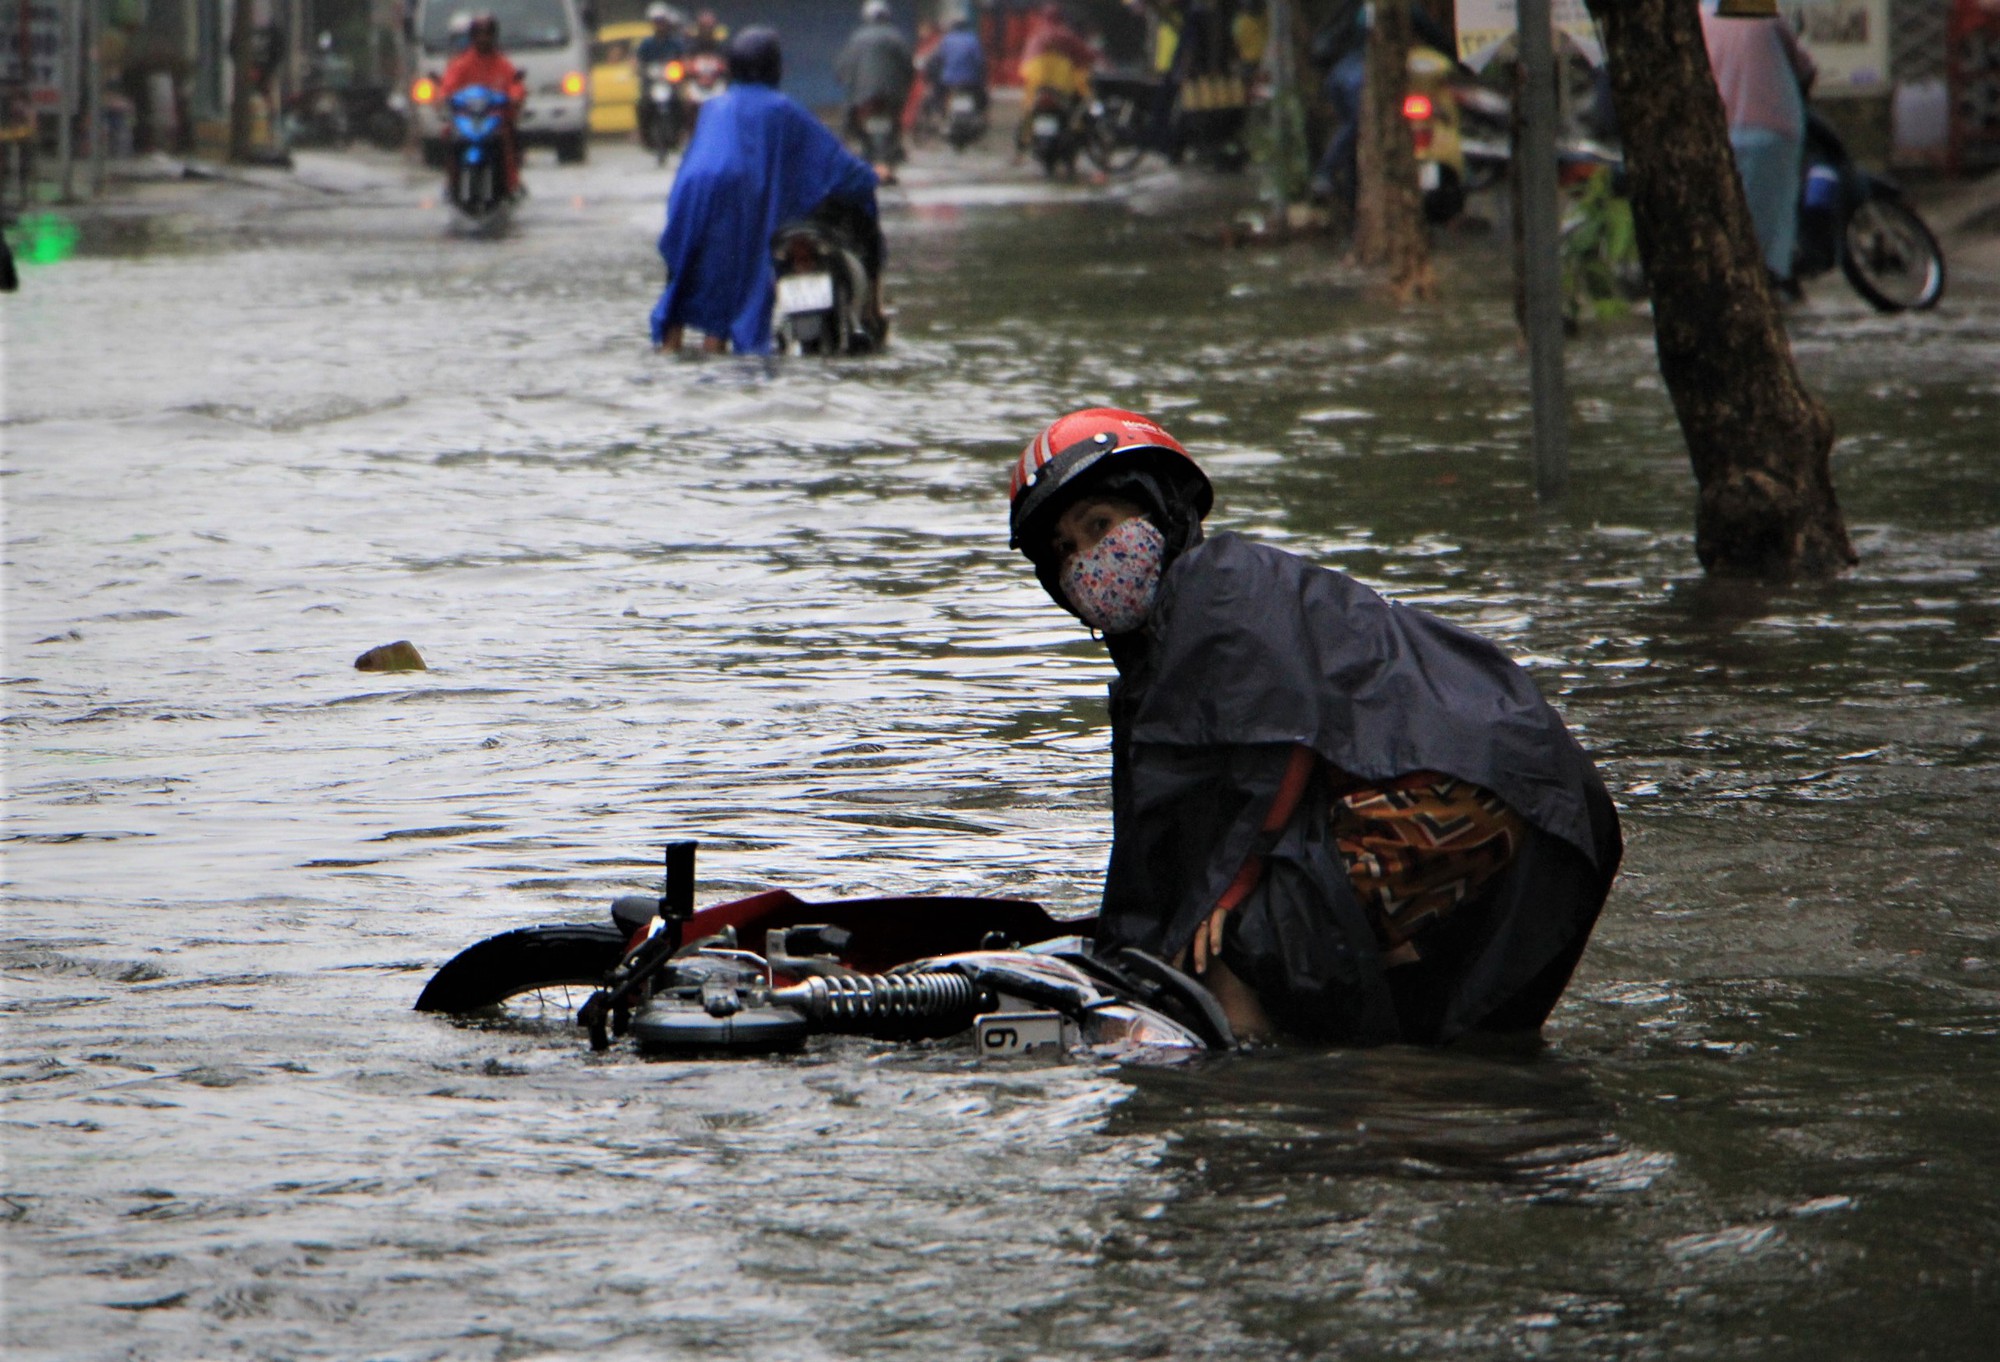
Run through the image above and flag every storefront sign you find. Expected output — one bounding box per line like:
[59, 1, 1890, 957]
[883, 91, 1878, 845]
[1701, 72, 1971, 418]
[0, 0, 67, 108]
[1781, 0, 1891, 96]
[1454, 0, 1604, 69]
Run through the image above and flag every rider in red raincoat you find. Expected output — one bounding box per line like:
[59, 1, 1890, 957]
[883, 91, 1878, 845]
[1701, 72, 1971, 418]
[441, 12, 528, 194]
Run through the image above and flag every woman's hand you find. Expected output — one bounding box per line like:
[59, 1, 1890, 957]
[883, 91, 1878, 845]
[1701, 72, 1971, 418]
[1189, 902, 1231, 975]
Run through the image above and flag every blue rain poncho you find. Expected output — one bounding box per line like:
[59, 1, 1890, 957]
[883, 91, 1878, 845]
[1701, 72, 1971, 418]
[649, 83, 880, 354]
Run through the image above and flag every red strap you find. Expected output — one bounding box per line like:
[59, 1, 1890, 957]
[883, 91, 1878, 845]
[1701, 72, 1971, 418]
[1212, 744, 1317, 917]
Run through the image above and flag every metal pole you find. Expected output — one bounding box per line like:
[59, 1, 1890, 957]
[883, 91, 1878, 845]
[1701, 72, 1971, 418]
[86, 0, 105, 193]
[1263, 0, 1294, 213]
[1516, 0, 1569, 502]
[57, 0, 77, 199]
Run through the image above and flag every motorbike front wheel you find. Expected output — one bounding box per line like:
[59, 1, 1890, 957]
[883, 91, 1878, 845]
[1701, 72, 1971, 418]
[414, 922, 627, 1016]
[1840, 197, 1945, 312]
[1084, 96, 1147, 174]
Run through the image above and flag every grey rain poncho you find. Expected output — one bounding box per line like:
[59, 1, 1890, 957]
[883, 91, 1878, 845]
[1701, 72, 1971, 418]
[1097, 532, 1622, 1045]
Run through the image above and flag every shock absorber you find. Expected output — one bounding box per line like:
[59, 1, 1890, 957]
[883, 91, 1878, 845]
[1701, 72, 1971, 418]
[771, 970, 983, 1029]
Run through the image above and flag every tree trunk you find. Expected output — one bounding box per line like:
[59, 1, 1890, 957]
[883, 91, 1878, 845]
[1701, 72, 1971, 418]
[1587, 0, 1854, 579]
[1352, 0, 1434, 298]
[228, 0, 257, 162]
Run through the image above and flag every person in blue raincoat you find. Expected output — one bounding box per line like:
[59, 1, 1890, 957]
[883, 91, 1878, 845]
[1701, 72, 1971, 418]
[650, 27, 883, 354]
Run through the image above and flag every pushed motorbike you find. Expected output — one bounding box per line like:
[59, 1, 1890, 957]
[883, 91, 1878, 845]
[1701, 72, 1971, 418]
[944, 85, 987, 151]
[446, 84, 513, 224]
[770, 211, 888, 356]
[1027, 89, 1084, 178]
[1796, 111, 1944, 311]
[415, 842, 1233, 1062]
[849, 96, 905, 174]
[638, 59, 684, 163]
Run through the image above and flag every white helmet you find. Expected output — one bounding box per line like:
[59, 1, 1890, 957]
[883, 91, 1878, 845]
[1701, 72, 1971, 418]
[862, 0, 891, 21]
[646, 2, 672, 20]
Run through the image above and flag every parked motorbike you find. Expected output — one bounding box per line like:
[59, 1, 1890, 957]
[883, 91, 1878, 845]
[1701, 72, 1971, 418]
[769, 212, 888, 356]
[639, 59, 684, 163]
[677, 51, 728, 138]
[1796, 110, 1944, 311]
[1079, 68, 1249, 176]
[1558, 109, 1945, 316]
[1083, 70, 1155, 174]
[284, 33, 353, 148]
[414, 841, 1234, 1062]
[944, 84, 987, 152]
[445, 85, 513, 224]
[345, 83, 411, 150]
[1027, 89, 1084, 179]
[285, 83, 351, 148]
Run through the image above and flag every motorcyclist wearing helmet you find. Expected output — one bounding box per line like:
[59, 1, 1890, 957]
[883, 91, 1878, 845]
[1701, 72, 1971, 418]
[636, 3, 686, 146]
[637, 4, 685, 65]
[1009, 409, 1622, 1046]
[650, 27, 882, 355]
[1015, 3, 1097, 154]
[685, 8, 729, 56]
[440, 11, 527, 194]
[836, 0, 916, 181]
[923, 9, 988, 117]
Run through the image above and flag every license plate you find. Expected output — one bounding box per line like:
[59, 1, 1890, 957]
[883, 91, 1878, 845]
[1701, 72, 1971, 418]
[949, 92, 976, 115]
[1033, 113, 1061, 136]
[776, 271, 835, 315]
[976, 1010, 1071, 1058]
[1418, 160, 1441, 190]
[649, 81, 671, 101]
[864, 115, 894, 135]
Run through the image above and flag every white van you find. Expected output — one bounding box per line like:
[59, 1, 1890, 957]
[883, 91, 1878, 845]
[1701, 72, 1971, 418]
[410, 0, 594, 166]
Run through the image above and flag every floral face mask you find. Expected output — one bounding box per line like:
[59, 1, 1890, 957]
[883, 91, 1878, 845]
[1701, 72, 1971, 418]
[1059, 516, 1166, 635]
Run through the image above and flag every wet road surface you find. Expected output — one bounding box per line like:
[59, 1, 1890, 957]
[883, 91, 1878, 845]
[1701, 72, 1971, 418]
[5, 138, 2000, 1359]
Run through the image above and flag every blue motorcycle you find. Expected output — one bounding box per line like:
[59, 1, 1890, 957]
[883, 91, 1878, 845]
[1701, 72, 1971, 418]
[446, 84, 513, 222]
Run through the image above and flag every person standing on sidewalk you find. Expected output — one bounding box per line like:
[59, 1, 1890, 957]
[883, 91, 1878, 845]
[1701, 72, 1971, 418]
[1701, 0, 1818, 294]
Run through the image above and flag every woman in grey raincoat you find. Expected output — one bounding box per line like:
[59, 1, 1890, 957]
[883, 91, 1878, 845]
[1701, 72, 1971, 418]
[1008, 408, 1622, 1045]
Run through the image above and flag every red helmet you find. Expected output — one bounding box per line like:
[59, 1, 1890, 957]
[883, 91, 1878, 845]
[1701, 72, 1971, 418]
[1008, 407, 1211, 556]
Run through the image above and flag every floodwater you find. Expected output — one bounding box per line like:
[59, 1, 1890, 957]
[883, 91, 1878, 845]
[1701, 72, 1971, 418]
[5, 142, 1998, 1360]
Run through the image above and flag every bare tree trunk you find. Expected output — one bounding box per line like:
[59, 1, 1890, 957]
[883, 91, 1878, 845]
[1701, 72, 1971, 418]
[1588, 0, 1854, 579]
[1352, 0, 1434, 298]
[228, 0, 257, 162]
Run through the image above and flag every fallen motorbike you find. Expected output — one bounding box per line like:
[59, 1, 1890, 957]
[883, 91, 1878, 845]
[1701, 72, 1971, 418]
[415, 842, 1233, 1062]
[445, 84, 514, 223]
[639, 59, 684, 163]
[1797, 110, 1944, 311]
[769, 210, 888, 355]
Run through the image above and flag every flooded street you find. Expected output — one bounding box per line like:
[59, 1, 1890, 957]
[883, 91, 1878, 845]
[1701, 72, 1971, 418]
[6, 139, 1999, 1359]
